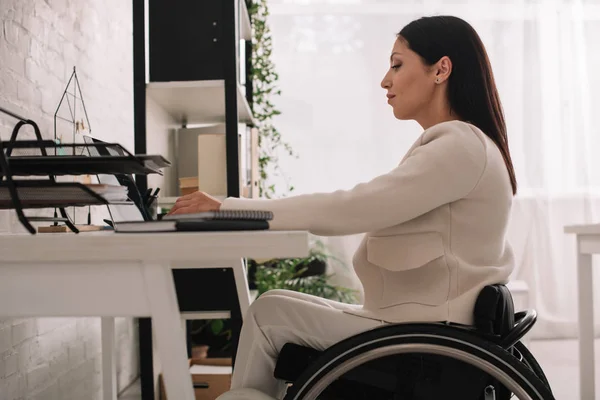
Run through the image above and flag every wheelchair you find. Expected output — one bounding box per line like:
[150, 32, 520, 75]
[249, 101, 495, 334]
[223, 284, 555, 400]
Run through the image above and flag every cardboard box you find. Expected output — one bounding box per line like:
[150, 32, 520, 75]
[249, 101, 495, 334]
[197, 133, 229, 196]
[179, 176, 199, 196]
[177, 124, 259, 198]
[160, 358, 232, 400]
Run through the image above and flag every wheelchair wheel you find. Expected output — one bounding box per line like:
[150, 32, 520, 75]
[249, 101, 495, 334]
[513, 341, 552, 392]
[283, 324, 554, 400]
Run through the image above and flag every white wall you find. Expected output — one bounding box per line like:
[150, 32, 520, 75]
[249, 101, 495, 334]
[146, 98, 178, 199]
[0, 1, 140, 399]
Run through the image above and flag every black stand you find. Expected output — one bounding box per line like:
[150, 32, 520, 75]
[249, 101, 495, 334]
[0, 106, 169, 235]
[0, 107, 81, 234]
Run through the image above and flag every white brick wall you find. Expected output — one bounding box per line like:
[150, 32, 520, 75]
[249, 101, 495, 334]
[0, 1, 139, 399]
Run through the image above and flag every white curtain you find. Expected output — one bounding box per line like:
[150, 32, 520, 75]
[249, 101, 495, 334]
[265, 0, 600, 339]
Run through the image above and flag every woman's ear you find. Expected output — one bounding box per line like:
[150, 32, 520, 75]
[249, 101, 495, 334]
[434, 56, 452, 84]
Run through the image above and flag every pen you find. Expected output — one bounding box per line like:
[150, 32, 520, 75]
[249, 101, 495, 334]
[145, 188, 161, 209]
[145, 196, 156, 209]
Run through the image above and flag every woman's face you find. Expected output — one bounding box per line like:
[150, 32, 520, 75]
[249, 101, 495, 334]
[381, 38, 437, 121]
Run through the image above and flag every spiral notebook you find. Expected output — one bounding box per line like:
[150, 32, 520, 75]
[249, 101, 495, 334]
[162, 210, 273, 221]
[114, 209, 272, 233]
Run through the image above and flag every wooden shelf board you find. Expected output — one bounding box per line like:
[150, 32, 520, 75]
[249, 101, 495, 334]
[146, 80, 255, 126]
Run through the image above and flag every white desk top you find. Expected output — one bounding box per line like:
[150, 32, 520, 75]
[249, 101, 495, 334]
[564, 224, 600, 235]
[0, 230, 310, 263]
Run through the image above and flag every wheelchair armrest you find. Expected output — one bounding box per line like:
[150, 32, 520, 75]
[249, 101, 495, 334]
[274, 343, 323, 383]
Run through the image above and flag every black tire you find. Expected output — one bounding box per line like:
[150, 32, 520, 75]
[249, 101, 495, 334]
[513, 341, 553, 393]
[283, 324, 555, 400]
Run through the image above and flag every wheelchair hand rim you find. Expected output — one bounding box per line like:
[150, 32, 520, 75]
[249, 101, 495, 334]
[294, 341, 542, 400]
[501, 309, 538, 348]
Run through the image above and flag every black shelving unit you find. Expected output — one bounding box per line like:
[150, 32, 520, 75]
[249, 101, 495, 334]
[132, 1, 254, 398]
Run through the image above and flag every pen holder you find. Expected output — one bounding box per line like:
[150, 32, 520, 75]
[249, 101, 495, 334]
[147, 198, 158, 220]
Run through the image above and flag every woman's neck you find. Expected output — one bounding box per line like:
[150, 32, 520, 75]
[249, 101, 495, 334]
[417, 111, 461, 131]
[416, 87, 462, 130]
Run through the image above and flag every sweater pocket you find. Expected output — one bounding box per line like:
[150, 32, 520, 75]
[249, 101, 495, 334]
[367, 232, 445, 271]
[367, 232, 450, 307]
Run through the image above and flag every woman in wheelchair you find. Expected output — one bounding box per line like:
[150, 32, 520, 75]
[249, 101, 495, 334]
[168, 15, 554, 400]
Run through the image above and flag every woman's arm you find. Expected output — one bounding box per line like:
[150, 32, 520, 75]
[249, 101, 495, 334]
[222, 123, 488, 236]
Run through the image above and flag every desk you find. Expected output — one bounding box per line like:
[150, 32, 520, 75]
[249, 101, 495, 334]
[565, 223, 600, 400]
[0, 230, 309, 400]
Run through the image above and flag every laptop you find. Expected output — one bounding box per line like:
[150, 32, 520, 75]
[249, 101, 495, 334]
[83, 135, 149, 225]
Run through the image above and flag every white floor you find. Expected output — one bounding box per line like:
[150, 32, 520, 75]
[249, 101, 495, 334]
[529, 338, 599, 399]
[118, 338, 600, 400]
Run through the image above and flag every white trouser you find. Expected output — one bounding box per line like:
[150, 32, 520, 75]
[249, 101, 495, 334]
[224, 289, 385, 398]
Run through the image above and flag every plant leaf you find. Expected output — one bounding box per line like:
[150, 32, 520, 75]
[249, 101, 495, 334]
[210, 319, 224, 335]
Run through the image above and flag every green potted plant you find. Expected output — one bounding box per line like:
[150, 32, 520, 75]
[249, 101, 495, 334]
[247, 239, 356, 298]
[190, 319, 234, 358]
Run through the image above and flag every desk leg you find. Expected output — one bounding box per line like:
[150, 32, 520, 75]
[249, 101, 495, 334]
[138, 318, 154, 400]
[231, 258, 252, 318]
[101, 317, 117, 400]
[577, 250, 595, 400]
[142, 262, 194, 400]
[228, 258, 252, 368]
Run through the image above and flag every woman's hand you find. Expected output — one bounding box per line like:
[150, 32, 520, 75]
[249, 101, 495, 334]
[167, 191, 222, 215]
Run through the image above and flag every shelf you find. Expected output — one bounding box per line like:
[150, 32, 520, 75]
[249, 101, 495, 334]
[146, 80, 255, 126]
[6, 155, 169, 176]
[241, 0, 252, 41]
[0, 181, 132, 209]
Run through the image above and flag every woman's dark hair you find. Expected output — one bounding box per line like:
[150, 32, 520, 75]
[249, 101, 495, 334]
[399, 16, 517, 195]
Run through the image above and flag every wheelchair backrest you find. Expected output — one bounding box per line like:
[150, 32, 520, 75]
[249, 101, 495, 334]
[474, 284, 516, 339]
